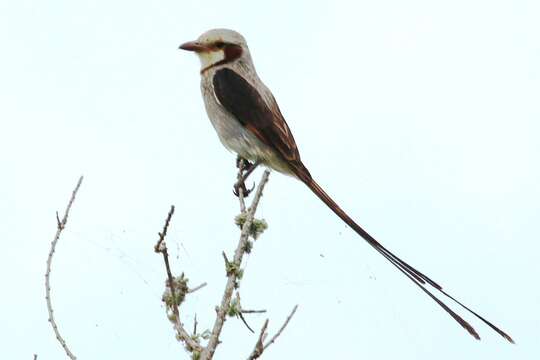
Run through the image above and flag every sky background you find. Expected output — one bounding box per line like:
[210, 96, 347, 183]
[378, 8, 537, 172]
[1, 0, 539, 359]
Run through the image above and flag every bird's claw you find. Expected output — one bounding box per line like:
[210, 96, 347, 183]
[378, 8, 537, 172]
[233, 180, 255, 197]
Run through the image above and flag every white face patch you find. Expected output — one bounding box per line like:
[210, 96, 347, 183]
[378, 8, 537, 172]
[197, 49, 225, 69]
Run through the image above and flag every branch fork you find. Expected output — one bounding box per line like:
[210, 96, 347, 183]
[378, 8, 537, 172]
[156, 162, 299, 360]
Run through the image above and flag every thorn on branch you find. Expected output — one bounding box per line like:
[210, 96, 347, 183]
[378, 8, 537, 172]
[55, 211, 62, 229]
[222, 251, 230, 266]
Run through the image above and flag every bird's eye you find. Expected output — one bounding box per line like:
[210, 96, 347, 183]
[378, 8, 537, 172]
[215, 41, 226, 49]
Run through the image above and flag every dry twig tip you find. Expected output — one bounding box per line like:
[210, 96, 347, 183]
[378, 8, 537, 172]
[45, 175, 83, 360]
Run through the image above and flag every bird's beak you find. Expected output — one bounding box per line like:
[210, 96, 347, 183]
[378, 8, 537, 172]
[179, 41, 208, 52]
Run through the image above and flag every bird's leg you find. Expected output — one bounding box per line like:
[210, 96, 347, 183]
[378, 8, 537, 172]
[236, 155, 247, 169]
[233, 157, 260, 197]
[236, 155, 256, 172]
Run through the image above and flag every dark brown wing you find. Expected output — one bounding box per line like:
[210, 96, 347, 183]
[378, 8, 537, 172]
[212, 68, 309, 176]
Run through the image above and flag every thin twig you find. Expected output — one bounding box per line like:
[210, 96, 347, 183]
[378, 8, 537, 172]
[45, 176, 83, 360]
[201, 170, 271, 360]
[263, 305, 299, 350]
[155, 205, 203, 353]
[235, 292, 254, 333]
[222, 251, 230, 267]
[235, 292, 264, 333]
[246, 305, 299, 359]
[154, 205, 174, 252]
[188, 282, 208, 294]
[241, 309, 267, 314]
[239, 312, 255, 333]
[247, 319, 269, 360]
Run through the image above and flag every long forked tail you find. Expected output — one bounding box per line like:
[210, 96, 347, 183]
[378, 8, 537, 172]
[299, 174, 514, 343]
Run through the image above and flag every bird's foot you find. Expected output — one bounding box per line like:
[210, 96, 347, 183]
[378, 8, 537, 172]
[236, 156, 254, 172]
[233, 180, 255, 198]
[234, 156, 259, 197]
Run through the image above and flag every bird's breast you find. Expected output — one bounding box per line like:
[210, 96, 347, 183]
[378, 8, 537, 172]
[199, 74, 269, 161]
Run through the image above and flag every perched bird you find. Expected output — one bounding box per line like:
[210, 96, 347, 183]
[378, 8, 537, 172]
[180, 28, 513, 343]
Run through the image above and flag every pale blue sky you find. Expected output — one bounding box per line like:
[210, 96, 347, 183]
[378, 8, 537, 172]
[1, 0, 538, 359]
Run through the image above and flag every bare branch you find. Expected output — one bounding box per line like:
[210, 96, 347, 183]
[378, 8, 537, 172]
[246, 305, 298, 359]
[154, 205, 203, 353]
[45, 175, 83, 360]
[236, 159, 248, 213]
[154, 205, 174, 253]
[247, 319, 269, 360]
[263, 305, 299, 351]
[201, 170, 271, 360]
[156, 165, 293, 359]
[247, 305, 298, 360]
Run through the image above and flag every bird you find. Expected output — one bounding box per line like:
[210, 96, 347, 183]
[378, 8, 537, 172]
[179, 28, 514, 343]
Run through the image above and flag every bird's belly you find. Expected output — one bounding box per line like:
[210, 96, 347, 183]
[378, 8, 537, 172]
[200, 78, 294, 175]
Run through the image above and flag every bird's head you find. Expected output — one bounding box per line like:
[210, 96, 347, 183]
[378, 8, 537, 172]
[180, 29, 250, 73]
